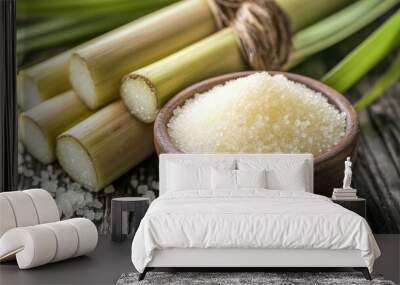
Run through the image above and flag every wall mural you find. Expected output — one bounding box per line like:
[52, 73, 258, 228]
[13, 0, 400, 234]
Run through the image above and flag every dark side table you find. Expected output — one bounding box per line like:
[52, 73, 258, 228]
[331, 197, 366, 218]
[111, 197, 150, 242]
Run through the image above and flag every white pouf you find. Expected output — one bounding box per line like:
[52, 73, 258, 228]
[0, 218, 98, 269]
[0, 189, 60, 238]
[65, 218, 98, 257]
[0, 191, 39, 227]
[42, 221, 79, 262]
[0, 196, 17, 237]
[23, 189, 60, 223]
[0, 225, 57, 268]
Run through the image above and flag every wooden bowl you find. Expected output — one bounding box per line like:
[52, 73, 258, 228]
[154, 71, 359, 197]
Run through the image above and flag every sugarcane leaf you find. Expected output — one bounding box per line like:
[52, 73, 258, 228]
[293, 0, 381, 51]
[17, 12, 148, 56]
[287, 0, 398, 70]
[17, 0, 178, 19]
[354, 52, 400, 111]
[322, 11, 400, 93]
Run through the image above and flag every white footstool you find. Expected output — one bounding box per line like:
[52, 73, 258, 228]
[0, 189, 60, 236]
[0, 218, 98, 269]
[0, 189, 98, 269]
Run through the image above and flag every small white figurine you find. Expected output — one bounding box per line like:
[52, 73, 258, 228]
[342, 157, 352, 189]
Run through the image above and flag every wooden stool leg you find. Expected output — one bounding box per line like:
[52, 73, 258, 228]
[111, 201, 123, 241]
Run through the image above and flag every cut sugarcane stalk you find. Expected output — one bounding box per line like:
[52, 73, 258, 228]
[121, 29, 246, 122]
[121, 0, 395, 123]
[56, 101, 154, 191]
[18, 51, 72, 110]
[69, 0, 217, 110]
[18, 0, 351, 111]
[20, 91, 93, 164]
[17, 1, 180, 110]
[54, 0, 355, 189]
[70, 0, 354, 110]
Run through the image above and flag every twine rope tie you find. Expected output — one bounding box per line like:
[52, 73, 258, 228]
[207, 0, 292, 70]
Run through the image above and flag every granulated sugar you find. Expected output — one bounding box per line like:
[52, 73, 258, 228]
[168, 72, 346, 155]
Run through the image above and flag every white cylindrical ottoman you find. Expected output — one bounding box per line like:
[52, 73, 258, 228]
[23, 189, 60, 223]
[1, 191, 39, 227]
[0, 218, 98, 269]
[0, 189, 60, 238]
[0, 196, 17, 237]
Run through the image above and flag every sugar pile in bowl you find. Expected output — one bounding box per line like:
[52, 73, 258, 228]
[167, 72, 346, 156]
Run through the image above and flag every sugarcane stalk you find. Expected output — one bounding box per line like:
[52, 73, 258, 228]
[69, 0, 217, 109]
[56, 101, 154, 191]
[18, 0, 352, 111]
[18, 51, 73, 110]
[17, 1, 180, 110]
[20, 91, 93, 164]
[121, 29, 246, 122]
[121, 0, 387, 123]
[70, 0, 354, 110]
[55, 0, 355, 189]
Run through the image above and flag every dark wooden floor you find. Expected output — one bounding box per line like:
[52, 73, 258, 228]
[0, 235, 399, 285]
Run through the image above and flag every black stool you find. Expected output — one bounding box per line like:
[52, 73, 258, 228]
[111, 197, 150, 242]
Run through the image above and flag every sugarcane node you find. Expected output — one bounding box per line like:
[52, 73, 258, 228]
[207, 0, 292, 69]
